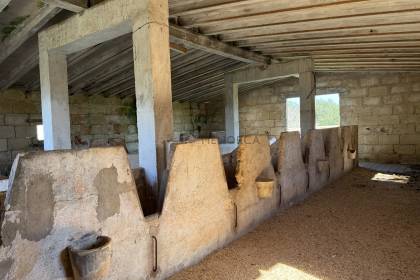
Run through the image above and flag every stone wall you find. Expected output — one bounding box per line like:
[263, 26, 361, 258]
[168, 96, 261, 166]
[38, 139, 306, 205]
[206, 72, 420, 164]
[0, 89, 137, 175]
[318, 72, 420, 164]
[238, 78, 298, 136]
[0, 90, 226, 175]
[172, 100, 225, 140]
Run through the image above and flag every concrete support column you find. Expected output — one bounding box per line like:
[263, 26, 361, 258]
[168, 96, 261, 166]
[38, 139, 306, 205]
[132, 0, 173, 196]
[39, 50, 71, 150]
[224, 75, 239, 144]
[299, 71, 315, 136]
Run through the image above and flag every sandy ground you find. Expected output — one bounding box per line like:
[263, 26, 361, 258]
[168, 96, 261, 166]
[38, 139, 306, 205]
[170, 168, 420, 280]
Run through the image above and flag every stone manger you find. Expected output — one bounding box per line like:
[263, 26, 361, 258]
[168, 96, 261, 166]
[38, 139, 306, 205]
[0, 126, 358, 279]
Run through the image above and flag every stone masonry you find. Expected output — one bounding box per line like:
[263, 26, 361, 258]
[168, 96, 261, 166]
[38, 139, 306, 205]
[0, 90, 223, 175]
[207, 72, 420, 164]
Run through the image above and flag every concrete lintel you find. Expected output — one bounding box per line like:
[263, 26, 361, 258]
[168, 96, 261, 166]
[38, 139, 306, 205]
[39, 0, 173, 196]
[228, 58, 313, 85]
[38, 0, 165, 55]
[224, 58, 313, 141]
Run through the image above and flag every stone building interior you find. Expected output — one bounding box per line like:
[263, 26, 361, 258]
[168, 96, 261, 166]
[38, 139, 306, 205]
[0, 0, 419, 279]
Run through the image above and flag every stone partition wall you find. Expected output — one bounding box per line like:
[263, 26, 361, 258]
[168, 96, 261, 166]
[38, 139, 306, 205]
[206, 72, 420, 164]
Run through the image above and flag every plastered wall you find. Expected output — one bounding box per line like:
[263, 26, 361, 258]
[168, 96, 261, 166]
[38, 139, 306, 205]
[0, 126, 357, 279]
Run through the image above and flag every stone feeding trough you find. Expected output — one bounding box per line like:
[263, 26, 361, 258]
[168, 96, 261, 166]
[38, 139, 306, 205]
[348, 148, 357, 160]
[68, 235, 112, 280]
[256, 178, 275, 199]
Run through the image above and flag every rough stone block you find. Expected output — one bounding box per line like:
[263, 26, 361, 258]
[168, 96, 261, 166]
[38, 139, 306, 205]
[378, 135, 399, 145]
[407, 93, 420, 103]
[372, 144, 394, 154]
[0, 151, 11, 163]
[349, 88, 368, 97]
[5, 114, 28, 126]
[400, 115, 420, 125]
[400, 134, 420, 145]
[89, 114, 106, 125]
[15, 126, 37, 138]
[394, 144, 416, 155]
[377, 115, 399, 125]
[12, 101, 40, 114]
[363, 97, 382, 106]
[125, 134, 138, 143]
[393, 104, 414, 115]
[358, 144, 373, 154]
[391, 85, 409, 94]
[383, 95, 403, 105]
[380, 76, 399, 85]
[368, 86, 388, 97]
[376, 106, 393, 115]
[393, 124, 415, 135]
[126, 142, 138, 153]
[360, 77, 379, 87]
[7, 138, 30, 150]
[0, 139, 7, 152]
[341, 97, 362, 106]
[0, 126, 15, 138]
[360, 135, 379, 145]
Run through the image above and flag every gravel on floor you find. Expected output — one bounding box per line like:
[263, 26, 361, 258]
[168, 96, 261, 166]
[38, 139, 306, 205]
[170, 168, 420, 280]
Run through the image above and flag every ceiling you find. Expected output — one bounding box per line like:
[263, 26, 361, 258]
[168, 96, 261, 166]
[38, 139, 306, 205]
[1, 0, 420, 102]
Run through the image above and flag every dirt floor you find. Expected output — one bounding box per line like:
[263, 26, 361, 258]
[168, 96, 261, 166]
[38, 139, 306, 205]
[170, 168, 420, 280]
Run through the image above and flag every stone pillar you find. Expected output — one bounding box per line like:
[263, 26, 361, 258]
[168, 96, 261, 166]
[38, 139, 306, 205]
[224, 75, 239, 144]
[299, 71, 315, 136]
[132, 0, 173, 196]
[39, 50, 71, 150]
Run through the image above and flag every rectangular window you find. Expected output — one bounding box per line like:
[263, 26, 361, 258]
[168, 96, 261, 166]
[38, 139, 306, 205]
[315, 93, 340, 129]
[36, 124, 44, 141]
[286, 97, 301, 132]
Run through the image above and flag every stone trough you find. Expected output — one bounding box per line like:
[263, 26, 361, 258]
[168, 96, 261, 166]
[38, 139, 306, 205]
[0, 126, 358, 279]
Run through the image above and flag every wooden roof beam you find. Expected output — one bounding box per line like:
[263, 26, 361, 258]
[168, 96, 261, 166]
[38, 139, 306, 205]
[169, 24, 273, 65]
[43, 0, 87, 13]
[0, 5, 61, 66]
[0, 0, 12, 12]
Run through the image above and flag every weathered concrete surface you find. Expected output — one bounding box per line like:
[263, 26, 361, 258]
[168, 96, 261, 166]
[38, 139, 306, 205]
[322, 128, 344, 182]
[224, 59, 313, 143]
[38, 0, 174, 200]
[231, 135, 278, 235]
[304, 130, 329, 193]
[157, 141, 235, 279]
[342, 126, 358, 173]
[277, 132, 308, 207]
[39, 51, 72, 151]
[299, 72, 315, 136]
[0, 147, 151, 279]
[133, 0, 174, 196]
